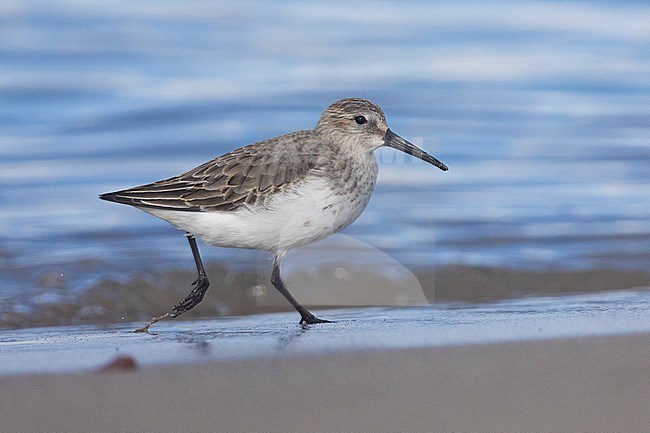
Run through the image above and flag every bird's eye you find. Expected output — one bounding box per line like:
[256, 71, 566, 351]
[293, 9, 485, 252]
[354, 115, 368, 125]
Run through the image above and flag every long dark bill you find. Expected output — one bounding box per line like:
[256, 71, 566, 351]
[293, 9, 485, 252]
[384, 129, 449, 171]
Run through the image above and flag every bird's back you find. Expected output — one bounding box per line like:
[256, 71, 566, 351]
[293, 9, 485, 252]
[100, 130, 330, 213]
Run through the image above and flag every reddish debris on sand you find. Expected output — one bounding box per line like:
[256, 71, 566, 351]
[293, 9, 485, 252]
[98, 355, 138, 373]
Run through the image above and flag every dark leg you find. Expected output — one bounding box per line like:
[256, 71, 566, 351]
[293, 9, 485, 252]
[271, 254, 331, 325]
[134, 234, 210, 333]
[169, 235, 210, 317]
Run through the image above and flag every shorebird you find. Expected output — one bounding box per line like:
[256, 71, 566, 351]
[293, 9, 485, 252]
[100, 98, 448, 332]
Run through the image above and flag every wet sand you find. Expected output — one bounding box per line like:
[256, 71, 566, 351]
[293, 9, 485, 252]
[2, 290, 650, 432]
[1, 334, 649, 433]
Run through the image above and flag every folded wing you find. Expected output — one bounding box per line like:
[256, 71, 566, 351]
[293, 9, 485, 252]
[100, 133, 318, 212]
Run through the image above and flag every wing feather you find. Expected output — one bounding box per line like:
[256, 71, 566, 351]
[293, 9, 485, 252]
[100, 131, 322, 212]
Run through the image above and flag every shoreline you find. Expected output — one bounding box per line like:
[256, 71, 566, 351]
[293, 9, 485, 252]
[4, 263, 649, 330]
[2, 333, 649, 432]
[2, 287, 649, 374]
[2, 289, 649, 432]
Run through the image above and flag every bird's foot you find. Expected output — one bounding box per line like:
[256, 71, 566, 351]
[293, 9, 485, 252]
[170, 275, 210, 317]
[299, 313, 333, 325]
[133, 312, 171, 333]
[133, 275, 209, 333]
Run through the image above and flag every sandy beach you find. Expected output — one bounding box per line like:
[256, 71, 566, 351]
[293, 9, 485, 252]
[2, 333, 649, 433]
[2, 290, 649, 433]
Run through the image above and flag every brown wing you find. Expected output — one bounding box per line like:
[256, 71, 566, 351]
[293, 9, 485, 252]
[100, 131, 319, 212]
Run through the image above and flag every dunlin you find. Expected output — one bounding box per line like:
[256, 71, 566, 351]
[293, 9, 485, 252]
[100, 98, 448, 332]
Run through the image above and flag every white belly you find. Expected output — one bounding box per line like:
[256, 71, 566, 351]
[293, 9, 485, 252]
[142, 174, 375, 254]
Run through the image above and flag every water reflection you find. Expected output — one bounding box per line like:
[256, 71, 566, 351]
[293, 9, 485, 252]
[1, 288, 649, 375]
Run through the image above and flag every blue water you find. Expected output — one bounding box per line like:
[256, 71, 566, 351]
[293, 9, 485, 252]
[1, 1, 649, 326]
